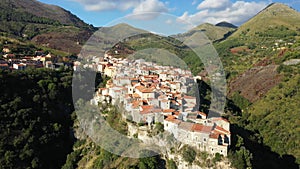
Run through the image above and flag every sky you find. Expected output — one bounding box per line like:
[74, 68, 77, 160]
[38, 0, 300, 34]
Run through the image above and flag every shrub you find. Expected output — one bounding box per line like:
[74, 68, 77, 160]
[181, 145, 196, 164]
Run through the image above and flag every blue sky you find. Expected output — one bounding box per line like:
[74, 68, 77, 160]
[38, 0, 300, 34]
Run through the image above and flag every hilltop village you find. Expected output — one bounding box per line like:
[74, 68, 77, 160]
[89, 53, 231, 157]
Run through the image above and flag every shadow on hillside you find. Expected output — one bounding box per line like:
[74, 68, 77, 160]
[231, 124, 299, 169]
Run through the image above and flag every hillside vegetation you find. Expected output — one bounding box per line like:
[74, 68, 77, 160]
[175, 23, 236, 42]
[245, 65, 300, 163]
[216, 3, 300, 76]
[0, 0, 97, 54]
[109, 32, 205, 75]
[0, 68, 75, 168]
[216, 3, 300, 167]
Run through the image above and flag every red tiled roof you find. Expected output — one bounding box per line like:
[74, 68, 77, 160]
[141, 105, 153, 110]
[165, 116, 181, 124]
[135, 85, 154, 93]
[166, 115, 176, 119]
[192, 124, 212, 133]
[209, 133, 219, 139]
[140, 105, 155, 114]
[214, 125, 230, 134]
[133, 93, 141, 98]
[163, 109, 175, 113]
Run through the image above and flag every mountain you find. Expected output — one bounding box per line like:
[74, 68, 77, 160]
[1, 0, 88, 28]
[215, 2, 300, 76]
[81, 23, 148, 57]
[174, 23, 236, 42]
[215, 3, 300, 167]
[215, 21, 237, 29]
[230, 3, 300, 38]
[0, 0, 97, 54]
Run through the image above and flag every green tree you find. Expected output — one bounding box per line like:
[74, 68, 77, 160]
[181, 145, 196, 164]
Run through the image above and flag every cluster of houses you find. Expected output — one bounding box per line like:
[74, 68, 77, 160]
[0, 47, 71, 71]
[89, 53, 231, 156]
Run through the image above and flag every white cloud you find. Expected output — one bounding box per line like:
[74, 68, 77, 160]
[71, 0, 168, 16]
[130, 0, 169, 20]
[179, 0, 268, 27]
[72, 0, 169, 20]
[176, 13, 197, 31]
[71, 0, 140, 11]
[197, 0, 231, 10]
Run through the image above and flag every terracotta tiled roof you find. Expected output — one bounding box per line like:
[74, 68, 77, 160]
[163, 109, 175, 113]
[165, 116, 181, 124]
[140, 105, 157, 114]
[133, 93, 141, 98]
[141, 105, 153, 110]
[192, 124, 213, 133]
[214, 126, 230, 134]
[209, 133, 219, 139]
[135, 86, 154, 93]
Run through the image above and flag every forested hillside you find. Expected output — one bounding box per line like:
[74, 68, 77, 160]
[0, 68, 75, 168]
[213, 3, 300, 167]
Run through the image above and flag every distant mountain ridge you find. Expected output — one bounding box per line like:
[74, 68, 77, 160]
[173, 22, 236, 42]
[215, 21, 237, 29]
